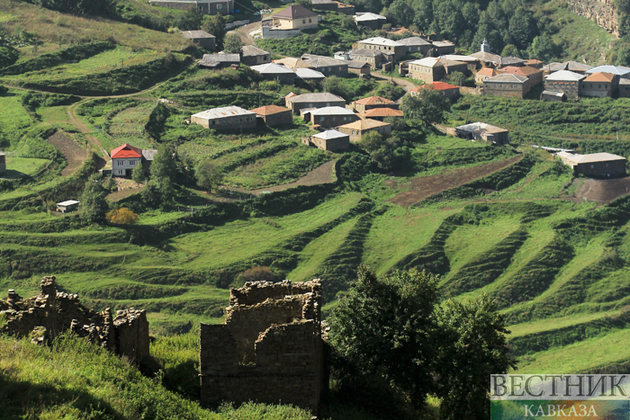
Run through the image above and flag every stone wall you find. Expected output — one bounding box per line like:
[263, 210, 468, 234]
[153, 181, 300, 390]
[200, 280, 326, 414]
[567, 0, 620, 37]
[0, 276, 149, 364]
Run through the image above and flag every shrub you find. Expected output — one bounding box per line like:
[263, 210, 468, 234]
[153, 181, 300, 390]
[106, 208, 138, 224]
[238, 266, 275, 282]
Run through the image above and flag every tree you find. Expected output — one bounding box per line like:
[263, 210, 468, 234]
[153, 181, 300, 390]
[359, 131, 409, 171]
[195, 157, 224, 192]
[106, 208, 138, 224]
[203, 13, 227, 47]
[444, 70, 466, 87]
[401, 88, 449, 126]
[508, 7, 537, 50]
[177, 6, 204, 31]
[132, 166, 146, 186]
[529, 34, 559, 63]
[78, 174, 108, 223]
[149, 144, 177, 205]
[501, 43, 520, 58]
[223, 34, 243, 54]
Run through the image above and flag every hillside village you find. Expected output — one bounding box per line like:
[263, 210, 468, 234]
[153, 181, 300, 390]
[3, 0, 630, 418]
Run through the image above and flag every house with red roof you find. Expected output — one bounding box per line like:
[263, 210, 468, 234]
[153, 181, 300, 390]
[580, 72, 619, 98]
[111, 143, 156, 177]
[410, 82, 459, 99]
[348, 96, 398, 113]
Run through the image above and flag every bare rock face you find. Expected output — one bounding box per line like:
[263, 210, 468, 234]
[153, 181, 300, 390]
[567, 0, 620, 38]
[1, 276, 150, 364]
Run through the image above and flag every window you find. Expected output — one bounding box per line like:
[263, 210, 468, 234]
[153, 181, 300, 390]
[217, 3, 222, 8]
[117, 161, 123, 166]
[129, 160, 135, 166]
[309, 18, 312, 23]
[303, 19, 306, 24]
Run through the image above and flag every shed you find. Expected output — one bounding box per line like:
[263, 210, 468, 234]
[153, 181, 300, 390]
[198, 53, 240, 69]
[56, 200, 80, 213]
[241, 45, 271, 66]
[180, 30, 216, 50]
[304, 129, 350, 151]
[556, 152, 627, 178]
[191, 106, 257, 130]
[541, 90, 567, 102]
[455, 122, 509, 145]
[250, 63, 296, 84]
[295, 67, 326, 81]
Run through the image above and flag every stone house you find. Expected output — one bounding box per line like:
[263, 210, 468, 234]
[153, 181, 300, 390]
[250, 63, 296, 84]
[149, 0, 234, 14]
[198, 53, 240, 69]
[241, 45, 271, 66]
[619, 78, 630, 97]
[397, 37, 433, 56]
[347, 60, 371, 76]
[556, 151, 627, 178]
[348, 96, 398, 113]
[180, 30, 216, 50]
[431, 40, 455, 56]
[586, 65, 630, 79]
[348, 49, 387, 70]
[285, 92, 346, 114]
[337, 118, 392, 142]
[303, 129, 350, 151]
[297, 54, 349, 77]
[0, 152, 5, 175]
[545, 61, 593, 75]
[269, 5, 320, 30]
[191, 106, 257, 130]
[199, 280, 327, 414]
[498, 56, 526, 68]
[501, 65, 543, 91]
[580, 72, 618, 97]
[356, 37, 406, 62]
[475, 67, 500, 85]
[309, 106, 359, 128]
[483, 73, 529, 98]
[295, 67, 326, 82]
[410, 81, 460, 99]
[311, 0, 354, 14]
[455, 122, 509, 145]
[544, 70, 585, 99]
[353, 12, 387, 30]
[359, 107, 404, 120]
[250, 105, 293, 127]
[524, 59, 543, 69]
[407, 57, 467, 83]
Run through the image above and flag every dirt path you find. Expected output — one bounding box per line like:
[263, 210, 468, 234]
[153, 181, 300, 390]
[575, 177, 630, 203]
[234, 21, 261, 46]
[47, 131, 88, 176]
[67, 100, 110, 163]
[227, 159, 337, 196]
[371, 72, 417, 93]
[387, 156, 523, 207]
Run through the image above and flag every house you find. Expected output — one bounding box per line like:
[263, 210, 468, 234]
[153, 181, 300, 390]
[180, 30, 216, 50]
[297, 54, 349, 77]
[475, 67, 500, 85]
[440, 54, 481, 71]
[545, 61, 593, 75]
[411, 81, 460, 99]
[285, 92, 346, 114]
[303, 129, 350, 151]
[250, 63, 296, 84]
[191, 106, 257, 130]
[619, 78, 630, 97]
[586, 65, 630, 79]
[544, 70, 585, 99]
[580, 72, 618, 98]
[397, 37, 433, 56]
[0, 152, 4, 175]
[273, 57, 300, 69]
[56, 200, 80, 213]
[347, 60, 371, 76]
[149, 0, 234, 14]
[198, 53, 240, 69]
[407, 57, 467, 83]
[501, 65, 543, 90]
[483, 73, 529, 98]
[468, 38, 501, 67]
[455, 122, 509, 145]
[309, 106, 358, 128]
[356, 37, 406, 61]
[432, 40, 455, 56]
[360, 107, 404, 120]
[348, 49, 387, 70]
[353, 12, 387, 30]
[295, 67, 326, 81]
[241, 45, 271, 66]
[111, 143, 147, 177]
[348, 96, 398, 113]
[498, 56, 526, 68]
[250, 105, 293, 127]
[556, 151, 627, 177]
[269, 5, 320, 30]
[541, 90, 567, 102]
[337, 119, 392, 142]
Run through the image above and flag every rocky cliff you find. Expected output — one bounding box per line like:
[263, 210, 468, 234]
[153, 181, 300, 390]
[566, 0, 620, 38]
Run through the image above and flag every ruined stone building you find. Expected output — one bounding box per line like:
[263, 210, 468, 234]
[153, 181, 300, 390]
[0, 276, 150, 364]
[200, 280, 326, 414]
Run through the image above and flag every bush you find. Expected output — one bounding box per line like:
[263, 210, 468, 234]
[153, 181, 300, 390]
[106, 208, 138, 224]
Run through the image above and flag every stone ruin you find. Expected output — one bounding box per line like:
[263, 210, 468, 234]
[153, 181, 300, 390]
[200, 279, 327, 414]
[0, 276, 150, 364]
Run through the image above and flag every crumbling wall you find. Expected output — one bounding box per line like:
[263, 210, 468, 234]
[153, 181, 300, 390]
[567, 0, 620, 37]
[0, 276, 150, 364]
[200, 280, 326, 414]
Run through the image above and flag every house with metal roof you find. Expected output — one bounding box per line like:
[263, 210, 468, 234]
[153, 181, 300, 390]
[483, 73, 530, 98]
[455, 122, 509, 145]
[295, 67, 326, 81]
[241, 45, 271, 66]
[356, 37, 406, 61]
[191, 106, 257, 130]
[585, 65, 630, 79]
[407, 57, 468, 83]
[353, 12, 387, 30]
[501, 65, 543, 90]
[309, 106, 359, 127]
[397, 37, 433, 56]
[303, 129, 350, 151]
[250, 105, 293, 126]
[269, 5, 320, 30]
[250, 63, 296, 84]
[297, 54, 349, 77]
[348, 48, 387, 69]
[432, 40, 455, 55]
[544, 70, 585, 99]
[337, 118, 392, 142]
[580, 72, 619, 97]
[180, 30, 216, 50]
[556, 152, 627, 177]
[285, 92, 346, 113]
[198, 53, 240, 69]
[546, 61, 593, 75]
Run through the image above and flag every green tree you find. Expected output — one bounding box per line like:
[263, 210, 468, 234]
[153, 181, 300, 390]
[223, 34, 243, 54]
[78, 174, 108, 223]
[150, 144, 177, 204]
[177, 6, 204, 30]
[195, 157, 224, 192]
[132, 166, 146, 186]
[508, 7, 537, 50]
[359, 131, 408, 171]
[401, 88, 449, 126]
[529, 34, 559, 63]
[501, 43, 520, 57]
[203, 13, 227, 47]
[444, 70, 466, 87]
